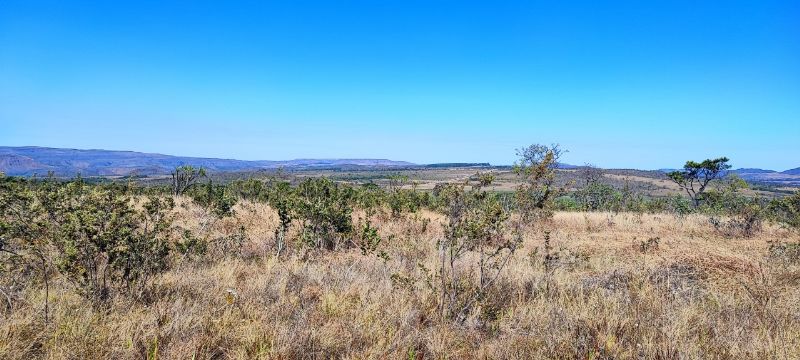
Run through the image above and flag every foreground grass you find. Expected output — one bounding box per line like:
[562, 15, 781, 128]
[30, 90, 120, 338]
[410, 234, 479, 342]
[2, 203, 800, 359]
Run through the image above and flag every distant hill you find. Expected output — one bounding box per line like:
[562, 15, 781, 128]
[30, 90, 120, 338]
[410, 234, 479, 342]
[725, 168, 800, 186]
[0, 146, 414, 176]
[783, 168, 800, 175]
[424, 163, 492, 168]
[556, 163, 580, 169]
[732, 168, 777, 174]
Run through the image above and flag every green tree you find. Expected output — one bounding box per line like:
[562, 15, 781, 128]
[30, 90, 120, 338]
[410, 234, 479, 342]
[171, 165, 206, 196]
[513, 144, 565, 222]
[667, 157, 731, 208]
[266, 180, 296, 256]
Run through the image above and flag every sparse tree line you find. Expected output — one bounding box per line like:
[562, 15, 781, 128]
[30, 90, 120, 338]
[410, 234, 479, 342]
[1, 146, 800, 327]
[556, 157, 800, 237]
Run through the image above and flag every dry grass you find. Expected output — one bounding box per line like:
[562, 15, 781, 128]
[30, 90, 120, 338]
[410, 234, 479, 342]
[2, 202, 800, 359]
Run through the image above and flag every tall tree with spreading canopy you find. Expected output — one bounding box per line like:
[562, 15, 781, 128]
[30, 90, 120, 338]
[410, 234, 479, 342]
[667, 157, 731, 208]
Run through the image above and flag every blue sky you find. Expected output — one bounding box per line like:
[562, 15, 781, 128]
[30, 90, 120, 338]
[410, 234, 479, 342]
[1, 1, 798, 169]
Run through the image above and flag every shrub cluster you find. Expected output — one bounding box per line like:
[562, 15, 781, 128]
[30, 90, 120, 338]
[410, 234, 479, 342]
[0, 176, 174, 320]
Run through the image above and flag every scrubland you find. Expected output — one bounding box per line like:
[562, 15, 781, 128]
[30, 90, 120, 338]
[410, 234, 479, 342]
[3, 198, 800, 359]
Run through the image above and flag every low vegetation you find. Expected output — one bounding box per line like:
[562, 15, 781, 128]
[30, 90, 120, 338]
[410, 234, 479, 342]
[1, 147, 800, 358]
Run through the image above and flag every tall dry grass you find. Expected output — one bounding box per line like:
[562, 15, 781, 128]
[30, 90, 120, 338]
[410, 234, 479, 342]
[2, 201, 800, 359]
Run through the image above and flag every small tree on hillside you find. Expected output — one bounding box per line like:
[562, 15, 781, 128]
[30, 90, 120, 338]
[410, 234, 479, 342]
[171, 165, 206, 196]
[434, 172, 520, 323]
[0, 178, 53, 322]
[580, 163, 604, 186]
[266, 180, 296, 256]
[514, 144, 565, 222]
[295, 178, 354, 250]
[667, 157, 731, 208]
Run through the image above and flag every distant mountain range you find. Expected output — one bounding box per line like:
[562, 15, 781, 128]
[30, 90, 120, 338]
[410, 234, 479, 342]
[0, 146, 414, 176]
[732, 168, 778, 174]
[1, 146, 799, 186]
[729, 168, 800, 186]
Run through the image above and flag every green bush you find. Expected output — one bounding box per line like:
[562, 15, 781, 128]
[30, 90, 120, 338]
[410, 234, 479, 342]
[55, 183, 174, 301]
[227, 178, 268, 201]
[434, 173, 519, 323]
[266, 180, 296, 255]
[1, 178, 175, 305]
[709, 199, 765, 238]
[513, 144, 565, 222]
[574, 183, 617, 211]
[295, 178, 354, 250]
[553, 196, 580, 211]
[355, 182, 386, 217]
[668, 195, 694, 216]
[769, 192, 800, 230]
[189, 181, 236, 218]
[386, 175, 430, 217]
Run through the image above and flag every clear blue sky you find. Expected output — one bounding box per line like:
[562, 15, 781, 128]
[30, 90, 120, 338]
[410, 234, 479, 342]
[1, 1, 798, 170]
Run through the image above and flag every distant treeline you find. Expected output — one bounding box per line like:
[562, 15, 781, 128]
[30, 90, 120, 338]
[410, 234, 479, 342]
[423, 163, 492, 168]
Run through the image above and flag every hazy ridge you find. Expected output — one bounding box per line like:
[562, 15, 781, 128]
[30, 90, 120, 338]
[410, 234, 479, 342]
[0, 146, 414, 176]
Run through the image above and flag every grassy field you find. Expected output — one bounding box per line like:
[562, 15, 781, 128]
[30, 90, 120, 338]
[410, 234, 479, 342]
[3, 197, 799, 359]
